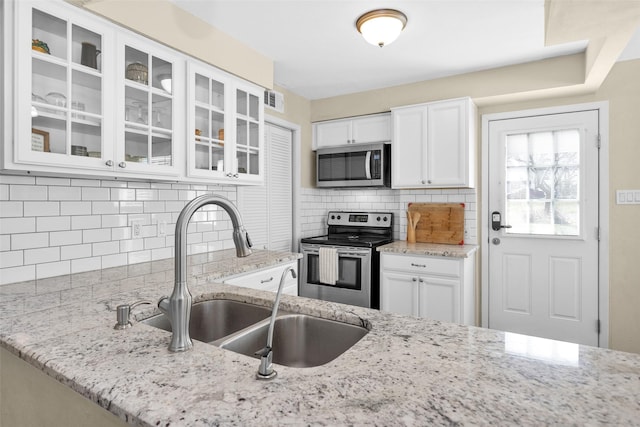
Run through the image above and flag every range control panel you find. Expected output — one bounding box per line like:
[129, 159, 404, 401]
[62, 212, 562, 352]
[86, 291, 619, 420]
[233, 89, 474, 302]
[327, 211, 393, 228]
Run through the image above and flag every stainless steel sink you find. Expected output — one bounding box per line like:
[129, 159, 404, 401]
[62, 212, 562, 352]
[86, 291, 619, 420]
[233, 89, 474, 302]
[141, 299, 368, 367]
[141, 299, 272, 343]
[220, 314, 369, 368]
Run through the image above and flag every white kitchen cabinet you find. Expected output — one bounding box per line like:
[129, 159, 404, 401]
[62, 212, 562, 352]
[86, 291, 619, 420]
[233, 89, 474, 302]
[380, 252, 474, 325]
[115, 34, 183, 177]
[5, 0, 263, 185]
[391, 97, 476, 189]
[313, 113, 390, 149]
[187, 61, 264, 184]
[223, 261, 298, 296]
[14, 1, 115, 173]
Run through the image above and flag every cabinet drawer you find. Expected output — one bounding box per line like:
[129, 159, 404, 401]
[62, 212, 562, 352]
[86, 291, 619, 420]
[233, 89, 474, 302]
[382, 253, 460, 277]
[223, 261, 298, 292]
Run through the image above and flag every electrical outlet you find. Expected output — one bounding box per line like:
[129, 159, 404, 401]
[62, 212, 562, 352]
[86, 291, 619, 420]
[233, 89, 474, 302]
[131, 220, 143, 239]
[158, 220, 167, 237]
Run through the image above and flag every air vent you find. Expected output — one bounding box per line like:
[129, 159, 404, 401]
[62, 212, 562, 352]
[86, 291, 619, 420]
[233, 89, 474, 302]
[264, 89, 284, 113]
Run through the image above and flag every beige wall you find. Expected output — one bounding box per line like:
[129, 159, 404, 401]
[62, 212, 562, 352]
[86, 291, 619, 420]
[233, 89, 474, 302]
[309, 58, 640, 354]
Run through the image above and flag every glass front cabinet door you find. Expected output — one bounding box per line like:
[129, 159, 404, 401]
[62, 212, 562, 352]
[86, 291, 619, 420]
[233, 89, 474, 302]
[16, 1, 113, 171]
[116, 35, 182, 177]
[187, 62, 263, 184]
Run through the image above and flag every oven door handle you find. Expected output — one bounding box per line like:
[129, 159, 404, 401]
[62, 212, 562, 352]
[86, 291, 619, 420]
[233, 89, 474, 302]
[365, 151, 372, 179]
[302, 247, 370, 258]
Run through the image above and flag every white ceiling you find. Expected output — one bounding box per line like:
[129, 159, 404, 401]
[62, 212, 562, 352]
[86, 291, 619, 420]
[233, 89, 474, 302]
[169, 0, 639, 100]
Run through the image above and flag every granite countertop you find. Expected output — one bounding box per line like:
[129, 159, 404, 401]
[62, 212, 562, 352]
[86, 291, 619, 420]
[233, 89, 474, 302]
[377, 240, 478, 258]
[2, 249, 640, 426]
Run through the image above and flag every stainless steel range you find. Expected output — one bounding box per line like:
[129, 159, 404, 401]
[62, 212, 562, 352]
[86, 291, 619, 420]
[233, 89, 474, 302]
[299, 211, 393, 309]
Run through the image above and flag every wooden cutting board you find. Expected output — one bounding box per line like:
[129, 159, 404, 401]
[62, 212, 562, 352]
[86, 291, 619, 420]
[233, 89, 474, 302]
[407, 202, 465, 245]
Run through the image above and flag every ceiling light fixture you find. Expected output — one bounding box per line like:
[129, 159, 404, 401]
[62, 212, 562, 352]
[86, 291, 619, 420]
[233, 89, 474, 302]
[356, 9, 407, 48]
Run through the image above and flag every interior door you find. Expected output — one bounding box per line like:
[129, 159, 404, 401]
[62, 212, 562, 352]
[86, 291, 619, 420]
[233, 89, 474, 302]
[488, 110, 599, 346]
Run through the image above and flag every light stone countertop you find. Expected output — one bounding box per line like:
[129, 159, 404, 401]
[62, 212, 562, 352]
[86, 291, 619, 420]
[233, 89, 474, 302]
[2, 248, 640, 426]
[377, 240, 478, 258]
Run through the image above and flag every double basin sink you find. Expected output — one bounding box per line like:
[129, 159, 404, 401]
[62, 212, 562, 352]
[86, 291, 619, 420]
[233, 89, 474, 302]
[141, 299, 369, 368]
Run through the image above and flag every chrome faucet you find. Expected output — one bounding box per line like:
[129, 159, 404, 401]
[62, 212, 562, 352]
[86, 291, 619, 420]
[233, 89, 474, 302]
[256, 266, 297, 380]
[158, 194, 252, 352]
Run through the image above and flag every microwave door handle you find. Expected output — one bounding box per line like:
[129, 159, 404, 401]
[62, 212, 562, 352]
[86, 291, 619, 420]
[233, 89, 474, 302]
[365, 151, 372, 179]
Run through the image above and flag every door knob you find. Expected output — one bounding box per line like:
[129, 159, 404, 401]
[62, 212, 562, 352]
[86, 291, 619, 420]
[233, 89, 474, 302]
[492, 237, 501, 245]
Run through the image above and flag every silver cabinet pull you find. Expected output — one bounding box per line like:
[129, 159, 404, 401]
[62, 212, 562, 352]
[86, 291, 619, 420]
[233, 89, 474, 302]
[410, 263, 426, 268]
[105, 160, 113, 166]
[412, 277, 417, 282]
[260, 277, 274, 284]
[118, 162, 127, 168]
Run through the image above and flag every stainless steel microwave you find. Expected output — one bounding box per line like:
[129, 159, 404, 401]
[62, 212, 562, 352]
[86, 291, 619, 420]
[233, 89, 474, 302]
[316, 143, 391, 188]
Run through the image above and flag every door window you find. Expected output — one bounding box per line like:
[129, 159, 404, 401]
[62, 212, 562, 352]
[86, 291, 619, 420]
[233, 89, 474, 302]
[505, 129, 581, 236]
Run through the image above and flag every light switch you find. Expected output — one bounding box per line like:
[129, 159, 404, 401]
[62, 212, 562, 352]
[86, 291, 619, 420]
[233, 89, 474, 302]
[616, 189, 640, 204]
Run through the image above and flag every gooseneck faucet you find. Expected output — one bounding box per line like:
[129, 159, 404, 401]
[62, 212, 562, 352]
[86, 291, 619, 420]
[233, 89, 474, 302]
[158, 194, 252, 352]
[256, 266, 297, 380]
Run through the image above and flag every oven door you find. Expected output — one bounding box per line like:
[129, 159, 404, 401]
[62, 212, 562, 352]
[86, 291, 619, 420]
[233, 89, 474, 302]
[299, 244, 372, 308]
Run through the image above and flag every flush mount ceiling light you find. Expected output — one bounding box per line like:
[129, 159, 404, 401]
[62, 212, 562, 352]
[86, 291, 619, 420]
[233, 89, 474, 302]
[356, 9, 407, 47]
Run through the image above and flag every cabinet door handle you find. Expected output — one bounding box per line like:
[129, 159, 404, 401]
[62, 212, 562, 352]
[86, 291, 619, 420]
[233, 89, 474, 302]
[410, 263, 426, 268]
[421, 179, 426, 184]
[419, 278, 424, 283]
[105, 160, 113, 167]
[118, 162, 127, 168]
[234, 173, 239, 178]
[260, 277, 274, 284]
[428, 180, 432, 184]
[412, 277, 417, 282]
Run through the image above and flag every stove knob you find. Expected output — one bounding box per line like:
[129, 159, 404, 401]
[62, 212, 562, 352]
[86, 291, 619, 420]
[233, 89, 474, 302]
[331, 215, 335, 220]
[383, 216, 388, 222]
[376, 216, 381, 222]
[337, 215, 341, 220]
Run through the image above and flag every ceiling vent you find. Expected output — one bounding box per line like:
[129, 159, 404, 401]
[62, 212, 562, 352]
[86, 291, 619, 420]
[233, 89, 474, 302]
[264, 89, 284, 113]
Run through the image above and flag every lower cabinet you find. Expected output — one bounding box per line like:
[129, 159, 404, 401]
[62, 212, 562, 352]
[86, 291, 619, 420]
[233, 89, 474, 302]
[380, 253, 474, 325]
[223, 261, 298, 296]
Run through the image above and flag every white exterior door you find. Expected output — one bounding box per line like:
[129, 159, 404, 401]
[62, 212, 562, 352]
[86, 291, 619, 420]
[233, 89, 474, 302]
[487, 110, 600, 346]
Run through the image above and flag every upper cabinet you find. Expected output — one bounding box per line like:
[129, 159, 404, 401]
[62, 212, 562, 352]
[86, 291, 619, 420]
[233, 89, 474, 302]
[313, 113, 390, 149]
[391, 98, 476, 189]
[116, 34, 184, 176]
[17, 2, 114, 172]
[186, 62, 263, 184]
[5, 0, 263, 185]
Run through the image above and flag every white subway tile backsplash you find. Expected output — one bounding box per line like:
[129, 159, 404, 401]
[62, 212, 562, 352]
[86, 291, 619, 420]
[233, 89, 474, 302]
[128, 182, 151, 189]
[36, 177, 70, 186]
[12, 232, 49, 250]
[136, 189, 158, 200]
[0, 251, 23, 268]
[71, 179, 101, 187]
[110, 188, 136, 200]
[37, 216, 71, 232]
[83, 228, 111, 243]
[151, 247, 172, 261]
[61, 244, 92, 260]
[143, 201, 165, 213]
[24, 201, 60, 217]
[120, 239, 144, 253]
[0, 201, 24, 218]
[49, 230, 83, 247]
[128, 250, 151, 264]
[0, 236, 10, 252]
[49, 186, 82, 201]
[101, 181, 128, 188]
[92, 201, 119, 215]
[0, 217, 35, 235]
[10, 185, 47, 200]
[111, 227, 132, 241]
[0, 175, 35, 185]
[0, 265, 35, 285]
[81, 187, 110, 200]
[0, 185, 8, 200]
[102, 215, 128, 228]
[120, 201, 144, 213]
[101, 253, 127, 269]
[60, 201, 92, 216]
[72, 215, 101, 230]
[24, 247, 60, 265]
[92, 241, 120, 257]
[144, 236, 166, 250]
[71, 257, 102, 274]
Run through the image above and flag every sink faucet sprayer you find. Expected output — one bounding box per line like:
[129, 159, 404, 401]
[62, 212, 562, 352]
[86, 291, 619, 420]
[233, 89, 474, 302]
[158, 194, 252, 352]
[255, 266, 297, 380]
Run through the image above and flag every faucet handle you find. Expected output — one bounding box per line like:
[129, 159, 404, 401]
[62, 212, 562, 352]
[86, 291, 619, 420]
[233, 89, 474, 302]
[245, 231, 253, 248]
[114, 300, 153, 330]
